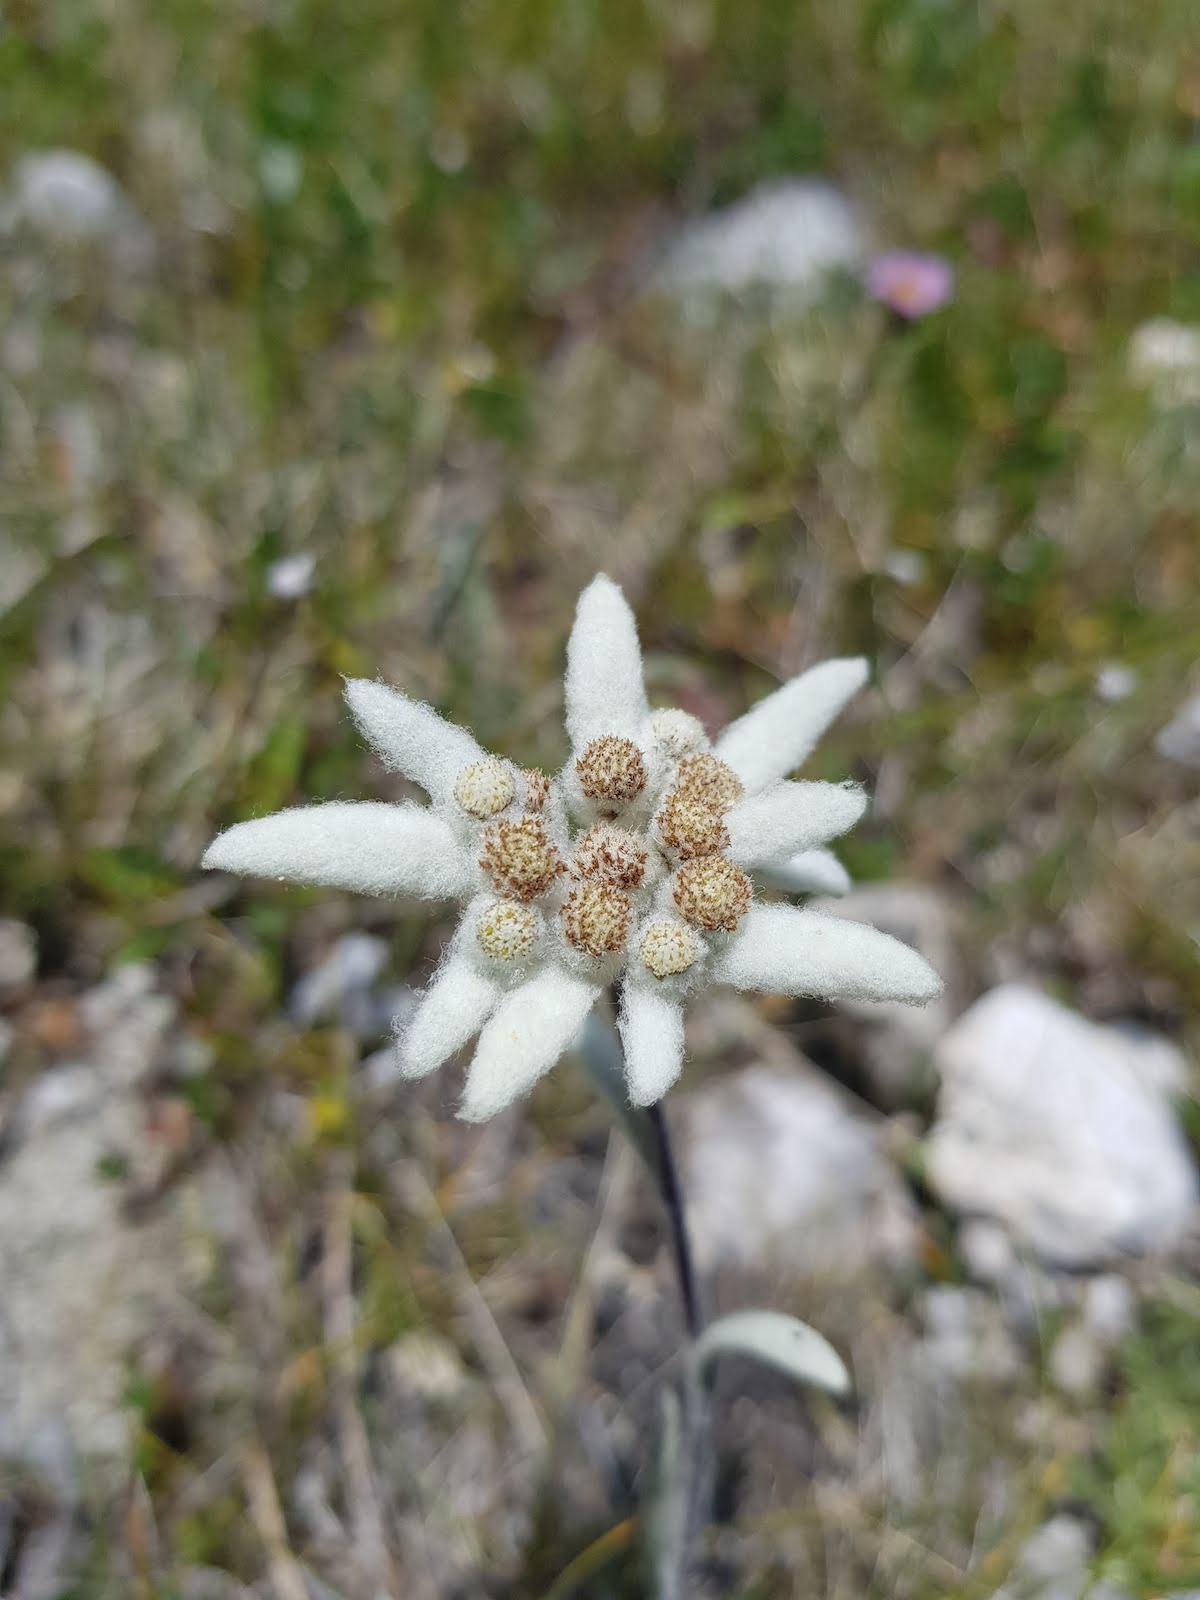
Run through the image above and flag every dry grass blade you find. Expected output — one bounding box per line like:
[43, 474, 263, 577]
[321, 1153, 400, 1595]
[240, 1441, 310, 1600]
[405, 1167, 548, 1459]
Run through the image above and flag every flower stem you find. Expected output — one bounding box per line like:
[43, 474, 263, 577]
[646, 1099, 702, 1340]
[646, 1097, 709, 1600]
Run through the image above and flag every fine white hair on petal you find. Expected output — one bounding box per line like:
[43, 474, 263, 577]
[396, 953, 501, 1080]
[343, 678, 484, 798]
[619, 985, 686, 1106]
[712, 904, 943, 1006]
[715, 658, 869, 792]
[564, 575, 649, 749]
[202, 802, 473, 899]
[459, 967, 601, 1122]
[762, 848, 852, 897]
[726, 781, 868, 867]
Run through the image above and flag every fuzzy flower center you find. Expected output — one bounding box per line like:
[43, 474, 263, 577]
[456, 708, 755, 973]
[672, 751, 744, 814]
[561, 881, 633, 956]
[571, 823, 648, 888]
[575, 735, 647, 809]
[672, 855, 752, 932]
[655, 792, 729, 861]
[454, 757, 515, 818]
[480, 816, 561, 901]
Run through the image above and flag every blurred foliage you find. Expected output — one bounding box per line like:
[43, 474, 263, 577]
[1077, 1298, 1200, 1591]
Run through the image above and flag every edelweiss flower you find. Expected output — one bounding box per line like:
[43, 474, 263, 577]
[203, 577, 941, 1118]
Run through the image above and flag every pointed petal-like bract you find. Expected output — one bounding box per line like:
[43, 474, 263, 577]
[712, 905, 942, 1005]
[344, 679, 484, 799]
[459, 967, 600, 1122]
[564, 574, 649, 749]
[396, 953, 501, 1079]
[619, 985, 686, 1106]
[202, 802, 472, 899]
[716, 658, 869, 793]
[726, 781, 867, 868]
[762, 848, 852, 897]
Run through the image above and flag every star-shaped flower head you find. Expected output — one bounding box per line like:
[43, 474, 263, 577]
[203, 576, 941, 1119]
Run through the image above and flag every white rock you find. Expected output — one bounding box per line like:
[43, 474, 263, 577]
[0, 972, 187, 1469]
[1, 149, 153, 270]
[917, 1286, 1022, 1383]
[655, 179, 865, 300]
[928, 985, 1198, 1266]
[1049, 1274, 1136, 1398]
[1155, 694, 1200, 768]
[1094, 663, 1137, 703]
[0, 918, 36, 991]
[388, 1332, 470, 1404]
[289, 932, 390, 1031]
[266, 551, 316, 599]
[1083, 1274, 1135, 1343]
[958, 1218, 1017, 1286]
[1128, 318, 1200, 405]
[78, 963, 175, 1089]
[684, 1063, 918, 1278]
[1049, 1321, 1106, 1398]
[4, 150, 123, 235]
[1005, 1514, 1093, 1600]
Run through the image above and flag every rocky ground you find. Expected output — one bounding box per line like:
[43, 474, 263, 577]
[2, 0, 1200, 1594]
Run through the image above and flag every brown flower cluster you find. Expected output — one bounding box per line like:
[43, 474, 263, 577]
[657, 753, 751, 935]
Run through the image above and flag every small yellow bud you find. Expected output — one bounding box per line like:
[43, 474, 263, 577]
[639, 919, 701, 980]
[475, 900, 540, 962]
[454, 757, 515, 819]
[650, 708, 708, 757]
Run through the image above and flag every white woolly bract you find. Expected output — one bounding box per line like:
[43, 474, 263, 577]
[459, 967, 600, 1122]
[202, 802, 473, 899]
[343, 678, 484, 799]
[564, 575, 649, 749]
[763, 848, 852, 897]
[725, 781, 867, 867]
[711, 905, 943, 1005]
[619, 985, 685, 1106]
[715, 657, 868, 792]
[396, 951, 501, 1079]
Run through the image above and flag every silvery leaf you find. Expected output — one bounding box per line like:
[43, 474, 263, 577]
[693, 1310, 850, 1396]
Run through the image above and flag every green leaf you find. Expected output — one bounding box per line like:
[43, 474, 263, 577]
[240, 712, 308, 816]
[575, 1012, 660, 1179]
[77, 847, 181, 908]
[692, 1311, 851, 1397]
